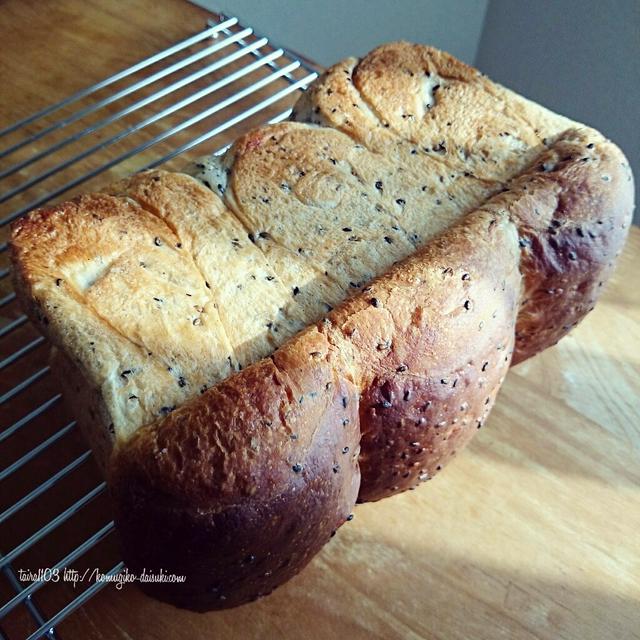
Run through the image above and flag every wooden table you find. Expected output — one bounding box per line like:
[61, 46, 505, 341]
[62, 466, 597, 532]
[1, 1, 638, 639]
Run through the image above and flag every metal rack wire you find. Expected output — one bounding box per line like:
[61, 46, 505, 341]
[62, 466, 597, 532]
[0, 14, 318, 639]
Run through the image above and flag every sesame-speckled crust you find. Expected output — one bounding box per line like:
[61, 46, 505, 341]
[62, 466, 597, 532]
[10, 41, 634, 611]
[292, 41, 634, 366]
[110, 329, 361, 610]
[343, 210, 520, 502]
[109, 205, 519, 607]
[292, 41, 573, 181]
[492, 130, 634, 363]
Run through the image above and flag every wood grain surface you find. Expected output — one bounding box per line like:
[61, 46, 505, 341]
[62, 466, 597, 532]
[0, 1, 638, 639]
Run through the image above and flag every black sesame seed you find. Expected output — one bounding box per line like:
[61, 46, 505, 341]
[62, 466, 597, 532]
[397, 364, 408, 372]
[178, 376, 186, 388]
[346, 514, 354, 521]
[384, 236, 393, 244]
[153, 237, 162, 247]
[370, 297, 380, 307]
[342, 447, 349, 454]
[120, 370, 132, 379]
[396, 198, 406, 206]
[292, 286, 300, 296]
[292, 463, 303, 473]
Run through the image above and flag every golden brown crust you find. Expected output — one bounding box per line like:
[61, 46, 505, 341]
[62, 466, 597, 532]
[292, 41, 572, 181]
[111, 329, 361, 609]
[10, 41, 634, 611]
[109, 205, 520, 606]
[499, 130, 634, 362]
[292, 42, 634, 366]
[339, 211, 520, 501]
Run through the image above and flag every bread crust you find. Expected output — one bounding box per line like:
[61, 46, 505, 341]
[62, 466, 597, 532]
[500, 130, 634, 362]
[111, 330, 361, 609]
[10, 42, 634, 610]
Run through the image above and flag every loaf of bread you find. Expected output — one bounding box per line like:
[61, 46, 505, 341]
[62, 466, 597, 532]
[11, 43, 633, 610]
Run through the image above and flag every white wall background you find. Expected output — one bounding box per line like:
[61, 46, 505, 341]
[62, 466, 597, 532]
[194, 0, 639, 223]
[193, 0, 489, 66]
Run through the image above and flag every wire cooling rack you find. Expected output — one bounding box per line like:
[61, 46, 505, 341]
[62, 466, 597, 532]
[0, 14, 318, 639]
